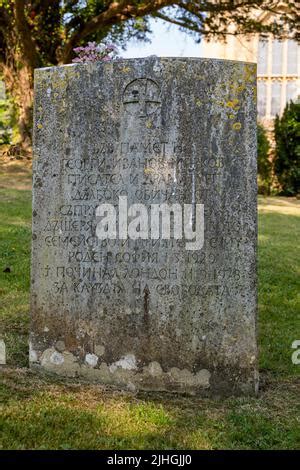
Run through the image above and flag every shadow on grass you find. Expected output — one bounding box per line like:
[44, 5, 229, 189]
[1, 369, 299, 450]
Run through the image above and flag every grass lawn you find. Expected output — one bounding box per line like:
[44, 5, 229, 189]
[0, 162, 299, 450]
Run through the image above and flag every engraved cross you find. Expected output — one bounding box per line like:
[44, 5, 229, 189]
[123, 78, 161, 118]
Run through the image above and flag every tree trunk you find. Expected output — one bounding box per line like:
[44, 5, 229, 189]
[2, 59, 34, 149]
[0, 0, 40, 149]
[17, 65, 34, 147]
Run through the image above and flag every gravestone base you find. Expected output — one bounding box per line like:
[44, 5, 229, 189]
[30, 341, 258, 396]
[31, 57, 258, 396]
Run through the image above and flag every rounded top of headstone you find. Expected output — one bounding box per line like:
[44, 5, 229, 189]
[36, 56, 256, 72]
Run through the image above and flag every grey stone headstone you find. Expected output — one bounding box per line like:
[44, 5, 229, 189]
[31, 58, 258, 395]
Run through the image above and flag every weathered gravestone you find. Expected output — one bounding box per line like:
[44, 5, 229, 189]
[31, 57, 258, 395]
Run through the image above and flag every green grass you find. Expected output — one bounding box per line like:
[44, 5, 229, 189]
[0, 186, 31, 367]
[258, 198, 300, 377]
[1, 371, 299, 450]
[0, 170, 299, 450]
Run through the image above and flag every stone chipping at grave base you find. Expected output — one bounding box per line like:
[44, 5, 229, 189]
[31, 57, 258, 396]
[0, 339, 6, 365]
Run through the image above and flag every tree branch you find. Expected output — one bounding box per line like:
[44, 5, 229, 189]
[61, 0, 177, 63]
[155, 11, 204, 34]
[60, 0, 299, 63]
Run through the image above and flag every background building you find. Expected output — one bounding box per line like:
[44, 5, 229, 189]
[200, 9, 300, 131]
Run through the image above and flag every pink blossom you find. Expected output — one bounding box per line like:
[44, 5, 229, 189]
[72, 42, 118, 64]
